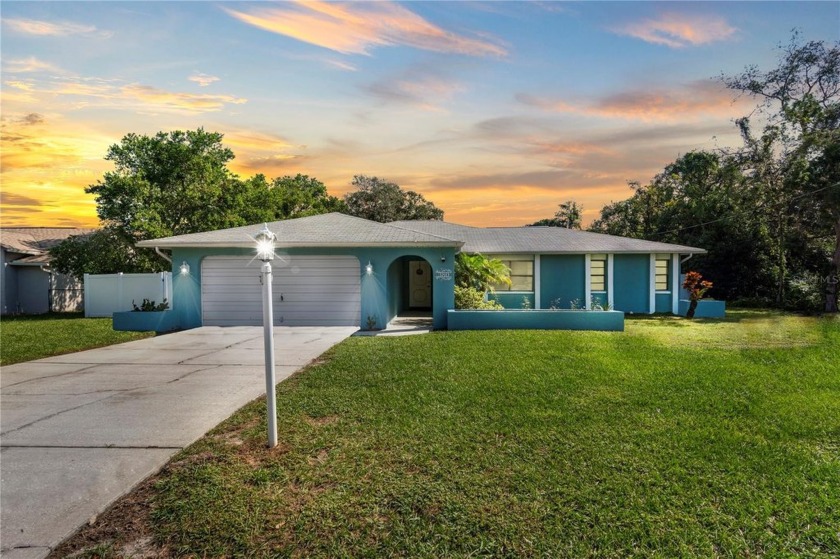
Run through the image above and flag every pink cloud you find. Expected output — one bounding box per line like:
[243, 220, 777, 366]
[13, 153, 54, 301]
[611, 13, 737, 48]
[224, 1, 506, 57]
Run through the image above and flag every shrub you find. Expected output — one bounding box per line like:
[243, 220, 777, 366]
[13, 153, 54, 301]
[132, 298, 170, 312]
[454, 286, 504, 310]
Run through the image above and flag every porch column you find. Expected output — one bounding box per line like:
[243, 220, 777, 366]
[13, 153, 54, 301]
[671, 253, 680, 314]
[534, 254, 541, 309]
[607, 254, 614, 310]
[649, 254, 656, 314]
[584, 254, 592, 310]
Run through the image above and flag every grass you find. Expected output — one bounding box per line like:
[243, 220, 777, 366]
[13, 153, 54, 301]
[55, 310, 840, 558]
[0, 312, 153, 365]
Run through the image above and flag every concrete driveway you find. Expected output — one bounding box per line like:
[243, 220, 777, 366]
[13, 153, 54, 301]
[0, 326, 356, 559]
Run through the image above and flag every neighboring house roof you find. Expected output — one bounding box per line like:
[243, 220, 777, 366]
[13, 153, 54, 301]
[0, 228, 95, 257]
[389, 220, 707, 255]
[137, 213, 463, 249]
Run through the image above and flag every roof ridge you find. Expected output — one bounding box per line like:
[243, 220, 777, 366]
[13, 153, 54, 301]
[385, 221, 463, 243]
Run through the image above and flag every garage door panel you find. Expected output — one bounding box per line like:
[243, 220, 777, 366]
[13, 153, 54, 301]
[201, 255, 361, 327]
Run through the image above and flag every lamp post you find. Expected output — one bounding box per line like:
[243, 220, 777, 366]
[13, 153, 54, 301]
[255, 224, 278, 448]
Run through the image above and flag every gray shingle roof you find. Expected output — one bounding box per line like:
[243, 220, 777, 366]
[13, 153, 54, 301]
[389, 221, 706, 254]
[0, 228, 96, 256]
[137, 213, 462, 249]
[137, 213, 705, 254]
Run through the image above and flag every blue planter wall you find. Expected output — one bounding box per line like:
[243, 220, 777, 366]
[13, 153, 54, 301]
[448, 309, 624, 331]
[678, 299, 726, 318]
[489, 292, 535, 309]
[113, 310, 178, 332]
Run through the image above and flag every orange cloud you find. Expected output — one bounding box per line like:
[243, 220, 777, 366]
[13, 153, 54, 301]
[610, 13, 737, 48]
[517, 81, 746, 122]
[224, 1, 506, 57]
[0, 114, 109, 227]
[121, 84, 246, 112]
[3, 17, 98, 36]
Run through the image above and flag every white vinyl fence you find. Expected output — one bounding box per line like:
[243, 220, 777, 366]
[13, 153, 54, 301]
[84, 272, 173, 317]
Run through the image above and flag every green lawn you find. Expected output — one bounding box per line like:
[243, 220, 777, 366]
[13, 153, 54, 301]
[60, 310, 840, 558]
[0, 313, 153, 365]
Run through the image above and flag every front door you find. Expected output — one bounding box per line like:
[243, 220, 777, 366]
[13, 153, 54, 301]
[408, 260, 432, 309]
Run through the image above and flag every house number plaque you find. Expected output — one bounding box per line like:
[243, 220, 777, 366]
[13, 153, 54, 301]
[434, 268, 452, 281]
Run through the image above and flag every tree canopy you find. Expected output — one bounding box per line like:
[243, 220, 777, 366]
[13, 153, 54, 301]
[343, 175, 444, 223]
[52, 130, 346, 278]
[530, 201, 583, 229]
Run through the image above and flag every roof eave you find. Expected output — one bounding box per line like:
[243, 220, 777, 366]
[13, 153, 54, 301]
[138, 241, 463, 249]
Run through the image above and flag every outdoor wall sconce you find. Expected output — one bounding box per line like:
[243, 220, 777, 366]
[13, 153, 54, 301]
[179, 261, 190, 275]
[365, 261, 373, 276]
[441, 256, 446, 262]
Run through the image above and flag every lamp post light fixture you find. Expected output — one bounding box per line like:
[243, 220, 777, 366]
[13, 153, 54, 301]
[255, 224, 278, 448]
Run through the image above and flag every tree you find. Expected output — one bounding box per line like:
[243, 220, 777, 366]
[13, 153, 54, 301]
[234, 173, 346, 225]
[52, 129, 347, 277]
[87, 128, 242, 240]
[683, 271, 713, 319]
[50, 228, 164, 279]
[590, 152, 775, 302]
[530, 200, 583, 229]
[723, 32, 840, 311]
[343, 175, 443, 222]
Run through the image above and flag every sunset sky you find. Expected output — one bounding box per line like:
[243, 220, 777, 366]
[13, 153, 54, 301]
[2, 1, 837, 228]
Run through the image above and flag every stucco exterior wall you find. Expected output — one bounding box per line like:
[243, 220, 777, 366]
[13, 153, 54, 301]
[613, 254, 650, 314]
[170, 245, 456, 331]
[539, 255, 585, 309]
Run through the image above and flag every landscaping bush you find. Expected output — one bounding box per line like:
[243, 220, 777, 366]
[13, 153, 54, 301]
[454, 286, 504, 310]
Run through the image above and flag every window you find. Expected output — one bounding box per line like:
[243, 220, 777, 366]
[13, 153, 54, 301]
[491, 256, 534, 291]
[655, 254, 671, 291]
[590, 254, 607, 291]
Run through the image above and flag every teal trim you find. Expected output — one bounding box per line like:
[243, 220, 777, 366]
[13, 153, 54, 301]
[679, 299, 726, 318]
[448, 309, 624, 331]
[613, 255, 650, 313]
[113, 310, 178, 332]
[171, 246, 456, 331]
[539, 255, 585, 309]
[489, 292, 534, 309]
[655, 292, 672, 313]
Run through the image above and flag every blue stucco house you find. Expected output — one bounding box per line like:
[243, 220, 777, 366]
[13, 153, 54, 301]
[134, 212, 709, 332]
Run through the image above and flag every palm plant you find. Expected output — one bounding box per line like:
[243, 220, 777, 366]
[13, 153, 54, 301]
[455, 253, 511, 292]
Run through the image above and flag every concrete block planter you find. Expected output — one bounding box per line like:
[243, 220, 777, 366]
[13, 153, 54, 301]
[678, 299, 726, 318]
[113, 310, 179, 333]
[447, 309, 624, 331]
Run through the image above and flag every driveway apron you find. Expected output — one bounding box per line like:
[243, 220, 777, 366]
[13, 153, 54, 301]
[0, 326, 356, 559]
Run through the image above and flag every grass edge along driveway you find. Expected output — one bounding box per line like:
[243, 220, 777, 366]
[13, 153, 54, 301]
[52, 310, 840, 558]
[0, 313, 153, 365]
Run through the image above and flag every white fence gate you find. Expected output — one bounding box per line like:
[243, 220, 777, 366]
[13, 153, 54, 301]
[84, 272, 173, 317]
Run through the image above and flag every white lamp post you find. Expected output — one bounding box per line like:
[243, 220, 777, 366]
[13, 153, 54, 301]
[255, 224, 278, 448]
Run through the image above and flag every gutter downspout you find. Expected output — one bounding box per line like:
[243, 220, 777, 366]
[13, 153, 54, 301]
[680, 254, 693, 265]
[154, 247, 172, 264]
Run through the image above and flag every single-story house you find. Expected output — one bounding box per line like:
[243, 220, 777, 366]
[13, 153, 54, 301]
[134, 212, 710, 331]
[0, 227, 94, 315]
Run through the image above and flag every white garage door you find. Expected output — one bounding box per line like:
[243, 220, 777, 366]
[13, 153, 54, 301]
[201, 255, 361, 326]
